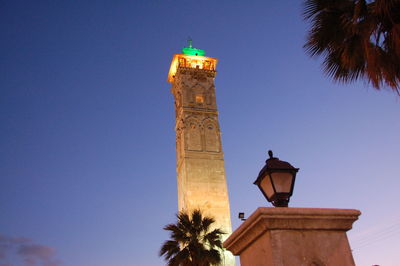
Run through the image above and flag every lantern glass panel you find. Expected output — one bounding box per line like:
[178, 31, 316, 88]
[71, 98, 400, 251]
[260, 174, 275, 199]
[270, 172, 293, 193]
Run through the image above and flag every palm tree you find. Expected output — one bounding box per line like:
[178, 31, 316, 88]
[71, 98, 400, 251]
[159, 209, 225, 266]
[303, 0, 400, 94]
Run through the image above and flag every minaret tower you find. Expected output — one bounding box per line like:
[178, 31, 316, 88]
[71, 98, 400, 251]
[168, 41, 235, 265]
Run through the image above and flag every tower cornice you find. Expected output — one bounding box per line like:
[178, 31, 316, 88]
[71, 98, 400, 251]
[174, 109, 219, 131]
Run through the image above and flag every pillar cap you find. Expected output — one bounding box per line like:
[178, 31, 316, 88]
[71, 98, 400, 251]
[223, 207, 361, 255]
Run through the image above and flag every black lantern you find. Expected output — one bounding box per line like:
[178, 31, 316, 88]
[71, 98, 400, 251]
[254, 150, 299, 207]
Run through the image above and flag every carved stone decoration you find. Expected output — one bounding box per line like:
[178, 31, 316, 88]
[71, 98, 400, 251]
[185, 118, 202, 151]
[205, 85, 216, 108]
[175, 120, 184, 159]
[190, 83, 207, 106]
[204, 120, 220, 152]
[174, 91, 182, 112]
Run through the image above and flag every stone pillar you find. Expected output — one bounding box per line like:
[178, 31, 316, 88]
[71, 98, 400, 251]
[223, 207, 361, 266]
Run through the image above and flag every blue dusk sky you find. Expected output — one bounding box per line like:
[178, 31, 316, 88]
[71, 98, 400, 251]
[1, 1, 399, 265]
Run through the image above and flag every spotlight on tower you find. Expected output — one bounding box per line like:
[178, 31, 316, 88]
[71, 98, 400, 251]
[254, 150, 299, 207]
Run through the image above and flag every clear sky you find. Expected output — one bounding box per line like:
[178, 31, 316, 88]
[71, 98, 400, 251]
[1, 1, 399, 265]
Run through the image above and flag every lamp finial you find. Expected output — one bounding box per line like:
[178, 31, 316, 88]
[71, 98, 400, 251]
[188, 37, 193, 48]
[268, 150, 273, 159]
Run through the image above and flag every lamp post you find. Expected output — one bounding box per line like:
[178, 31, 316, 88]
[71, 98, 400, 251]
[225, 151, 360, 266]
[254, 150, 299, 207]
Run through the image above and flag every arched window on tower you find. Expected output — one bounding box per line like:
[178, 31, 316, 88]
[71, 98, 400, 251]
[204, 121, 220, 152]
[186, 119, 202, 151]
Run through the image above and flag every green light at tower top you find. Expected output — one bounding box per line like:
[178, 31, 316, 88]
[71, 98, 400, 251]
[182, 39, 205, 56]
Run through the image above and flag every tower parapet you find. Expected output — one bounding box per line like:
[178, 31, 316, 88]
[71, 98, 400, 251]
[168, 54, 217, 83]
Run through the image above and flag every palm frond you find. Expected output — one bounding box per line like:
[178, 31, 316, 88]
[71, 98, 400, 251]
[192, 209, 203, 234]
[203, 228, 225, 248]
[303, 0, 400, 93]
[200, 217, 214, 234]
[203, 249, 222, 265]
[159, 240, 180, 259]
[164, 224, 190, 243]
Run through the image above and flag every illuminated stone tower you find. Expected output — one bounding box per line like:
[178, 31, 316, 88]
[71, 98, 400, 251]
[168, 41, 235, 265]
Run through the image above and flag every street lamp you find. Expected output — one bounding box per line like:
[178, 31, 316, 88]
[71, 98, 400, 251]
[254, 150, 299, 207]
